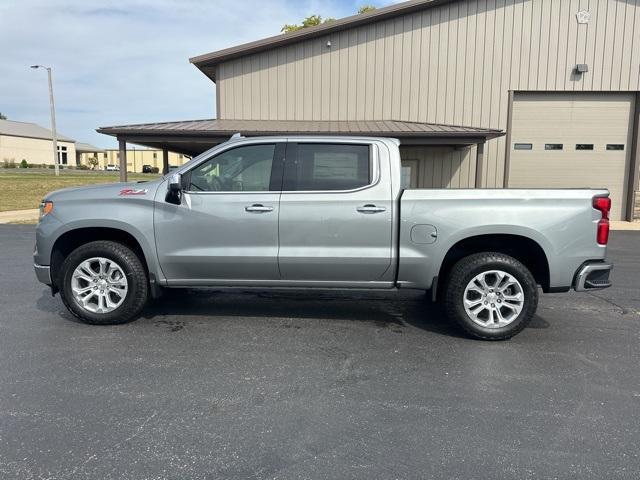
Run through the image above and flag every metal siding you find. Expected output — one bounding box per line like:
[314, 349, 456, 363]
[401, 146, 475, 188]
[216, 0, 639, 188]
[509, 92, 635, 220]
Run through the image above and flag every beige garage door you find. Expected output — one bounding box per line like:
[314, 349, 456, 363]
[509, 92, 635, 220]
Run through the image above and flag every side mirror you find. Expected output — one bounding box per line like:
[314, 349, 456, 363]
[165, 173, 182, 205]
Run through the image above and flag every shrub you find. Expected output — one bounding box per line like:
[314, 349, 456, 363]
[151, 167, 160, 174]
[20, 159, 28, 168]
[77, 164, 89, 170]
[6, 160, 16, 168]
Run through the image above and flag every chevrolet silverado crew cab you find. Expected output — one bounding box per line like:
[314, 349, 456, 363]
[34, 135, 613, 340]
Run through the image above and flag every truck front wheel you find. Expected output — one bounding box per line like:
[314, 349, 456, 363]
[59, 241, 149, 325]
[443, 252, 538, 340]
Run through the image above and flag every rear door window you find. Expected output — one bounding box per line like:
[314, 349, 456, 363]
[284, 143, 371, 191]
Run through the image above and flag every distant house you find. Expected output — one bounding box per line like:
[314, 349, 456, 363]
[77, 147, 189, 172]
[75, 142, 104, 167]
[0, 119, 76, 166]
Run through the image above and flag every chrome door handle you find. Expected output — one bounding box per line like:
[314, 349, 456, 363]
[245, 204, 274, 213]
[356, 204, 386, 214]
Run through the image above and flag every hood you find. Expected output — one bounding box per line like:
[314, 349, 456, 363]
[44, 179, 164, 203]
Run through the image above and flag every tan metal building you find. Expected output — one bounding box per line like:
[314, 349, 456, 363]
[0, 119, 76, 167]
[78, 147, 189, 173]
[100, 0, 640, 220]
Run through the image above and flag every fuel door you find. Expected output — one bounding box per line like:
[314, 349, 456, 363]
[410, 224, 438, 245]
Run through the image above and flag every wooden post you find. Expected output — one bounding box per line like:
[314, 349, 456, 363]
[162, 148, 169, 175]
[475, 142, 485, 188]
[118, 138, 127, 182]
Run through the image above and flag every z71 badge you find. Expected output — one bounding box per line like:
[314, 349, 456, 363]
[119, 188, 149, 196]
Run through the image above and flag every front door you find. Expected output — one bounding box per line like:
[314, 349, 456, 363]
[154, 142, 284, 284]
[278, 141, 393, 284]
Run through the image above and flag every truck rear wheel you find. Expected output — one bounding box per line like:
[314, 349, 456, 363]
[443, 252, 538, 340]
[59, 241, 148, 325]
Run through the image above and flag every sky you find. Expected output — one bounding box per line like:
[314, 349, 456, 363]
[0, 0, 395, 148]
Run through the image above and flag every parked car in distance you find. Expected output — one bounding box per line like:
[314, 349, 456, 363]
[34, 135, 613, 340]
[142, 164, 159, 174]
[168, 165, 179, 172]
[105, 164, 119, 172]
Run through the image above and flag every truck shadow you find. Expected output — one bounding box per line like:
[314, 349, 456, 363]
[141, 289, 467, 339]
[36, 288, 549, 338]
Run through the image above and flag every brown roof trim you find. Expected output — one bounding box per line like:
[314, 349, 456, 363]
[97, 118, 504, 142]
[189, 0, 456, 79]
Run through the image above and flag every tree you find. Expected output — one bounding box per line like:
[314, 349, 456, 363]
[358, 5, 377, 14]
[0, 112, 7, 120]
[87, 156, 99, 170]
[282, 14, 334, 33]
[282, 5, 376, 33]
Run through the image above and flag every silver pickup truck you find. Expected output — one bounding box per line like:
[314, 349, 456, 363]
[34, 135, 613, 340]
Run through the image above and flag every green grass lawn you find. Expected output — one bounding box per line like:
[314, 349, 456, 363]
[0, 170, 160, 212]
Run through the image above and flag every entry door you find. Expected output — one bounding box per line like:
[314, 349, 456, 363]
[509, 92, 635, 220]
[278, 142, 393, 283]
[154, 142, 284, 284]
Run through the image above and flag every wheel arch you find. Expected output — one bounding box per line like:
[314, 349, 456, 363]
[437, 234, 551, 296]
[50, 226, 152, 291]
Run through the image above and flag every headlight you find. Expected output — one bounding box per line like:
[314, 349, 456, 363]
[39, 200, 53, 220]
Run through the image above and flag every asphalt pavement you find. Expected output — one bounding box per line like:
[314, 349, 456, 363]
[0, 225, 639, 479]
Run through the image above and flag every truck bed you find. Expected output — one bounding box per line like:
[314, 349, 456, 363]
[397, 188, 608, 290]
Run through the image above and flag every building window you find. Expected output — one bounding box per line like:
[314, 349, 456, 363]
[153, 152, 157, 159]
[103, 153, 107, 159]
[576, 144, 594, 150]
[514, 143, 532, 150]
[57, 145, 68, 165]
[545, 144, 563, 150]
[606, 144, 624, 151]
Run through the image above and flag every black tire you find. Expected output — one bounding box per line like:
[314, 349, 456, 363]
[443, 252, 538, 340]
[59, 241, 148, 325]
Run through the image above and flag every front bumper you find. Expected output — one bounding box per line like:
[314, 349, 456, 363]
[34, 264, 52, 285]
[574, 262, 613, 291]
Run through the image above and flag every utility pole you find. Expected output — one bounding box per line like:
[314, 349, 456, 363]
[31, 65, 59, 176]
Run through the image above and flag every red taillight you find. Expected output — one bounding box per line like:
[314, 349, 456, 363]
[593, 197, 611, 218]
[597, 219, 610, 245]
[593, 196, 611, 245]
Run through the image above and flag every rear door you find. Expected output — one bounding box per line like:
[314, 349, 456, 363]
[278, 141, 393, 284]
[154, 141, 285, 284]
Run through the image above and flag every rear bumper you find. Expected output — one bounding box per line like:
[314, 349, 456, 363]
[34, 264, 52, 285]
[574, 262, 613, 291]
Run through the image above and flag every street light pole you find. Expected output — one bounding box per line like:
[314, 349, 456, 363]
[31, 65, 59, 176]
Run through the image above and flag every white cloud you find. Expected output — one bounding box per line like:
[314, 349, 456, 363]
[0, 0, 391, 147]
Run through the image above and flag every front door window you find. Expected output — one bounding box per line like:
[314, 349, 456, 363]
[188, 144, 275, 192]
